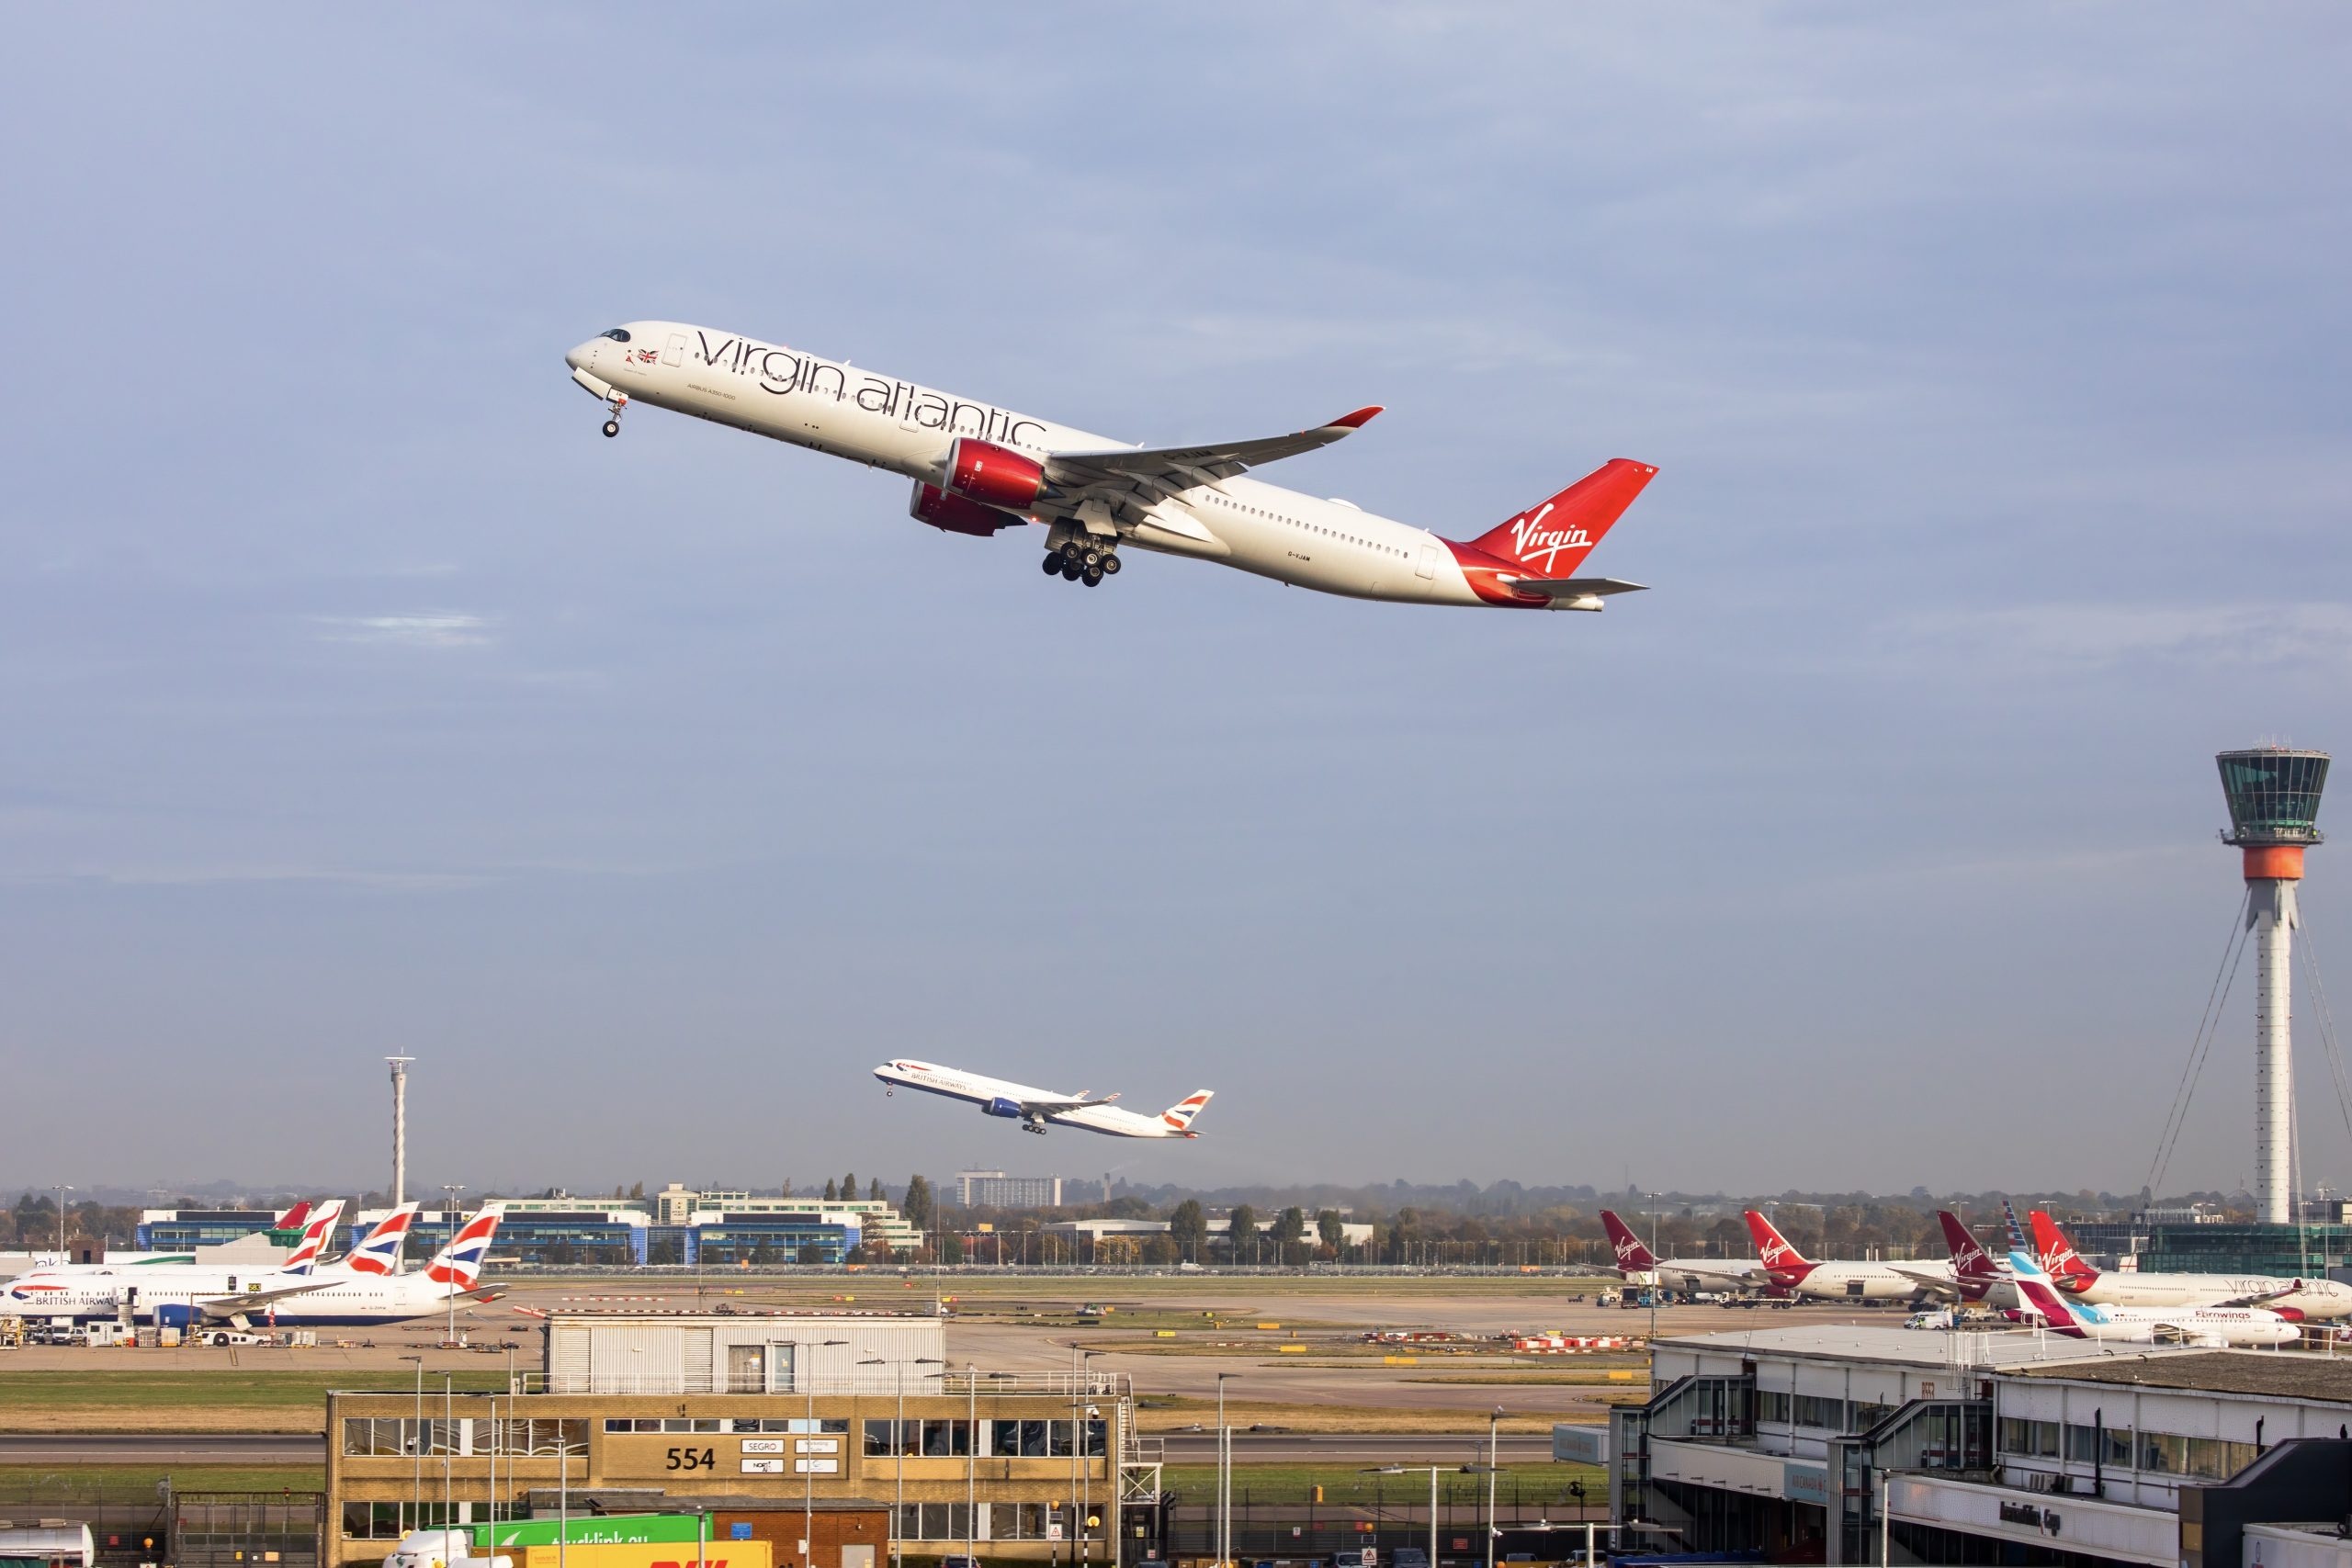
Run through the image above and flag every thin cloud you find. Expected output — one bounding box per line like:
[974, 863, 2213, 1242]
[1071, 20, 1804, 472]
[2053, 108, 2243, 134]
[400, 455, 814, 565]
[1892, 602, 2352, 676]
[312, 612, 495, 649]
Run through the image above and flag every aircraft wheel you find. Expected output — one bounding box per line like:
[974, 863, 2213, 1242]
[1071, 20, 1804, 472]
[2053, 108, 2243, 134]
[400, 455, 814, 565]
[1082, 565, 1104, 586]
[1061, 562, 1082, 581]
[602, 421, 620, 438]
[1101, 554, 1122, 575]
[1081, 548, 1102, 570]
[1042, 553, 1062, 576]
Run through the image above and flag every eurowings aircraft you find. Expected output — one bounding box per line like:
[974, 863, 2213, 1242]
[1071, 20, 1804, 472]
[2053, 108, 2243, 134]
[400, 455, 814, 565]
[2027, 1210, 2352, 1320]
[2009, 1251, 2300, 1347]
[1742, 1210, 1951, 1303]
[874, 1059, 1211, 1139]
[565, 324, 1657, 608]
[1598, 1210, 1766, 1293]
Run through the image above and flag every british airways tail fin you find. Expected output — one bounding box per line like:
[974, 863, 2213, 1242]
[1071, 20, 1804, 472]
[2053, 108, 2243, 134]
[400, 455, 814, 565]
[345, 1202, 419, 1276]
[1159, 1092, 1213, 1137]
[426, 1205, 503, 1290]
[282, 1200, 347, 1276]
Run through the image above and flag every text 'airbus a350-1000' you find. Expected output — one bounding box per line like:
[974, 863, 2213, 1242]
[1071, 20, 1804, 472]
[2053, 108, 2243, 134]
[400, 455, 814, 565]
[566, 323, 1657, 607]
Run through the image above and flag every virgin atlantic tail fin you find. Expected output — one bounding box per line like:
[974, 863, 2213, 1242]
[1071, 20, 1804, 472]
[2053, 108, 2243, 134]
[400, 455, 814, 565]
[1743, 1210, 1814, 1278]
[1460, 458, 1657, 578]
[1599, 1210, 1658, 1274]
[1937, 1211, 2000, 1296]
[2028, 1211, 2098, 1290]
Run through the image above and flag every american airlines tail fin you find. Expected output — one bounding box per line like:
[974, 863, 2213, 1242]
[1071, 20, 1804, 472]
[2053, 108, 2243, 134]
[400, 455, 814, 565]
[1460, 458, 1657, 579]
[1937, 1211, 1999, 1288]
[345, 1202, 420, 1276]
[275, 1200, 313, 1232]
[1599, 1211, 1659, 1274]
[426, 1205, 504, 1290]
[1159, 1092, 1213, 1137]
[1743, 1209, 1814, 1278]
[2000, 1200, 2030, 1254]
[282, 1200, 347, 1276]
[2028, 1210, 2098, 1290]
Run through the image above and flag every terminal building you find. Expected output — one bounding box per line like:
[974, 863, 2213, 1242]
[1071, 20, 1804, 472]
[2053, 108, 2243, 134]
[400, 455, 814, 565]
[1599, 1324, 2352, 1565]
[951, 1172, 1107, 1209]
[325, 1313, 1151, 1568]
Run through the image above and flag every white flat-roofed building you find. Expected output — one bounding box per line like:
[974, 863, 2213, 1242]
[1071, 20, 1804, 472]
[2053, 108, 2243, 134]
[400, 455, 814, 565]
[1615, 1325, 2352, 1565]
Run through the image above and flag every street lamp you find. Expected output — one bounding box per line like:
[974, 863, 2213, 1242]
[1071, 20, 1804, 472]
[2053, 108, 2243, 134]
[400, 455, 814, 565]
[792, 1338, 848, 1568]
[1363, 1467, 1441, 1568]
[861, 1352, 944, 1568]
[441, 1186, 467, 1347]
[1079, 1350, 1103, 1568]
[1486, 1408, 1504, 1568]
[1215, 1374, 1238, 1568]
[55, 1185, 73, 1257]
[400, 1355, 424, 1516]
[443, 1371, 457, 1528]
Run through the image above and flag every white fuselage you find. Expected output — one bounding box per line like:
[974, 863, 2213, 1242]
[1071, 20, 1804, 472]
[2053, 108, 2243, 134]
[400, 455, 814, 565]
[1775, 1261, 1948, 1303]
[874, 1060, 1193, 1139]
[2041, 1303, 2301, 1348]
[567, 322, 1497, 606]
[2065, 1269, 2352, 1320]
[1638, 1259, 1769, 1293]
[2, 1261, 469, 1326]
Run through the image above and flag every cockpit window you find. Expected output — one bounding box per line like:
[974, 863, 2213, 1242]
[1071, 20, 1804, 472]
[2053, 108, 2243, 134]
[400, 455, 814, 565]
[600, 328, 631, 343]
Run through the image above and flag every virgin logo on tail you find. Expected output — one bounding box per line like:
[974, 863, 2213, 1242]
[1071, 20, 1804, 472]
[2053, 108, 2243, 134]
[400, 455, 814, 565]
[2028, 1211, 2097, 1290]
[1743, 1210, 1814, 1280]
[1506, 504, 1592, 574]
[1599, 1211, 1656, 1272]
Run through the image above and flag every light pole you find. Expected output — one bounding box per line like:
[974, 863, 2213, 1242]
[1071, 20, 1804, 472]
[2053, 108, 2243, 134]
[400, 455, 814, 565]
[1216, 1373, 1238, 1568]
[55, 1184, 73, 1257]
[1646, 1193, 1660, 1344]
[797, 1338, 847, 1568]
[1486, 1407, 1503, 1568]
[442, 1186, 467, 1347]
[443, 1371, 457, 1528]
[862, 1352, 944, 1568]
[1363, 1467, 1440, 1568]
[1080, 1350, 1102, 1568]
[966, 1364, 978, 1560]
[400, 1355, 424, 1518]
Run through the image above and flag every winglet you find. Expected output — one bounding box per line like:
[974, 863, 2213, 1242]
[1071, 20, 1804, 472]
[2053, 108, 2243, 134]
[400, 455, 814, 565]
[1328, 407, 1383, 430]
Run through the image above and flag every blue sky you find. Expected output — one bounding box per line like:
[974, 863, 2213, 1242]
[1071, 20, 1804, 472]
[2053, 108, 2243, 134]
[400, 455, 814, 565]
[5, 7, 2350, 1201]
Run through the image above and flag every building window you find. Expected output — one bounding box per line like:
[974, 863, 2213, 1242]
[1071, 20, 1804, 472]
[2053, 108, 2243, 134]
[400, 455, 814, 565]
[865, 1419, 917, 1457]
[2187, 1438, 2259, 1481]
[2140, 1432, 2188, 1474]
[892, 1503, 971, 1540]
[1792, 1395, 1844, 1430]
[1756, 1390, 1791, 1426]
[921, 1417, 973, 1456]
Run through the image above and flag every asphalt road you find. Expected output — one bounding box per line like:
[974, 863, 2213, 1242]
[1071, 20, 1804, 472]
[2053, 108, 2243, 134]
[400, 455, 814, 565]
[0, 1431, 1559, 1466]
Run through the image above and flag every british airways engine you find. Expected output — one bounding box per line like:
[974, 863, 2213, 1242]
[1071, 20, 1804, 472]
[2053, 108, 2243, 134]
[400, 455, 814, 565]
[984, 1097, 1024, 1119]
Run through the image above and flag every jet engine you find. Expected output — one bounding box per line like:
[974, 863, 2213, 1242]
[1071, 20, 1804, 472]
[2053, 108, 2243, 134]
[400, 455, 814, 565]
[982, 1097, 1024, 1119]
[945, 438, 1046, 509]
[910, 480, 1023, 537]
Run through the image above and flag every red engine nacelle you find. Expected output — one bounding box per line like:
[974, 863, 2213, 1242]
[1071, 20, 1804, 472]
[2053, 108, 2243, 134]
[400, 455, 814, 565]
[910, 480, 1021, 537]
[945, 437, 1046, 510]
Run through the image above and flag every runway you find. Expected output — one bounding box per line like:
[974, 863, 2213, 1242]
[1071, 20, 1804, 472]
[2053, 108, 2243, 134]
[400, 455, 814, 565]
[0, 1430, 1559, 1466]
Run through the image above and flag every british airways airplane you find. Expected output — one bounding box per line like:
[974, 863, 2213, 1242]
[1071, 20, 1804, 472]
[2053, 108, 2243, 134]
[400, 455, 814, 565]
[874, 1059, 1212, 1139]
[565, 323, 1657, 607]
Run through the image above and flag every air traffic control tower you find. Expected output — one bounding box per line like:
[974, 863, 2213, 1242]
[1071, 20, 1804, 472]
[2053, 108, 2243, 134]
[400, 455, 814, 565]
[2218, 746, 2330, 1224]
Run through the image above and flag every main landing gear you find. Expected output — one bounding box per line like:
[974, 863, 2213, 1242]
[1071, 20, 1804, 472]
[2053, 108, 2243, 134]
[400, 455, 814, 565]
[1021, 1120, 1049, 1135]
[1043, 541, 1123, 588]
[600, 390, 629, 438]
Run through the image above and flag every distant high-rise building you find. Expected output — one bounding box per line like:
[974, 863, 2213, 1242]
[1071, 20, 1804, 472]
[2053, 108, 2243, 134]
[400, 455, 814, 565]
[953, 1170, 1097, 1208]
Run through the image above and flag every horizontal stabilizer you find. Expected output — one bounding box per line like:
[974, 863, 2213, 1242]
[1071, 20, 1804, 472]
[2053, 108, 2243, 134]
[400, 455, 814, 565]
[1503, 577, 1648, 597]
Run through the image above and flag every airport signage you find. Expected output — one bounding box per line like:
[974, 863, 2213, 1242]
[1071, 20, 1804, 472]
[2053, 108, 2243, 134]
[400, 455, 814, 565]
[742, 1459, 785, 1475]
[1782, 1464, 1829, 1507]
[742, 1439, 785, 1454]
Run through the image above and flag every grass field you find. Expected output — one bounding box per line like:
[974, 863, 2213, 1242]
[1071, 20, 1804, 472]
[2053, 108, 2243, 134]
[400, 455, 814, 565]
[0, 1371, 507, 1432]
[1159, 1462, 1602, 1506]
[1131, 1398, 1590, 1434]
[0, 1463, 324, 1497]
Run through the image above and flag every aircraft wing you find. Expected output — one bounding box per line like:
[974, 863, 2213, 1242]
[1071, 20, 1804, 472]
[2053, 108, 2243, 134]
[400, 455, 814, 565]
[1046, 409, 1383, 500]
[1891, 1267, 1962, 1301]
[1026, 1094, 1120, 1116]
[191, 1282, 329, 1318]
[1496, 576, 1649, 603]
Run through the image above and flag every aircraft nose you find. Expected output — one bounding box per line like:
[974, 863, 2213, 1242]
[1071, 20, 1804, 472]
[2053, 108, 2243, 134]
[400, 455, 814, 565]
[565, 342, 593, 372]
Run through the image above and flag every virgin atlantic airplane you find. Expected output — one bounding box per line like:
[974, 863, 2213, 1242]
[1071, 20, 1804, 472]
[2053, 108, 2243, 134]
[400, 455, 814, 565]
[565, 323, 1657, 607]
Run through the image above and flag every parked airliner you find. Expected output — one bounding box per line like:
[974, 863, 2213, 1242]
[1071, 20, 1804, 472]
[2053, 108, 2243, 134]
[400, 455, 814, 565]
[2010, 1252, 2301, 1348]
[1743, 1210, 1951, 1303]
[565, 323, 1656, 607]
[1599, 1211, 1766, 1293]
[2029, 1210, 2352, 1320]
[874, 1060, 1211, 1139]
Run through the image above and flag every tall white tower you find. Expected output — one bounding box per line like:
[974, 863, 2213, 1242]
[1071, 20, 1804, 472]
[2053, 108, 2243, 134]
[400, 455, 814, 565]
[386, 1055, 415, 1207]
[2217, 749, 2329, 1224]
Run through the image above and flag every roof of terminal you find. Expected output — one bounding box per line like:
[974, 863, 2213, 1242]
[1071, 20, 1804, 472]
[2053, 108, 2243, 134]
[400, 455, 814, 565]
[1657, 1324, 2196, 1371]
[2011, 1350, 2352, 1403]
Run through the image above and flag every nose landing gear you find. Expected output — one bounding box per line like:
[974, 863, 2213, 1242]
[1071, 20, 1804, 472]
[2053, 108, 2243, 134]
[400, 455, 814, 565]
[1046, 541, 1120, 588]
[599, 390, 629, 439]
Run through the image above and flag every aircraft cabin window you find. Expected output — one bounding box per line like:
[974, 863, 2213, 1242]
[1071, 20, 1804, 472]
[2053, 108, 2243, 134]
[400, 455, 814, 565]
[600, 328, 632, 343]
